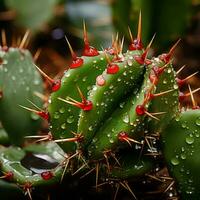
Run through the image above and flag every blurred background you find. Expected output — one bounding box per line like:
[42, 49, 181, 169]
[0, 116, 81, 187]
[0, 0, 199, 77]
[0, 1, 200, 199]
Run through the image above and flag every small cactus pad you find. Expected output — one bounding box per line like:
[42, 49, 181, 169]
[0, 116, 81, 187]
[0, 47, 43, 145]
[162, 109, 200, 199]
[0, 142, 66, 187]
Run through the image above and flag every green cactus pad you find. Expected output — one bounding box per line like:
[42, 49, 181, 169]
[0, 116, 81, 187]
[0, 142, 66, 187]
[0, 48, 43, 145]
[78, 50, 145, 149]
[162, 109, 200, 199]
[48, 52, 111, 152]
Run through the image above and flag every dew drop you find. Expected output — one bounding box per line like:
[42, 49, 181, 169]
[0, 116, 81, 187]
[61, 123, 66, 129]
[182, 122, 187, 128]
[195, 117, 200, 126]
[167, 68, 172, 73]
[163, 79, 167, 84]
[89, 126, 93, 131]
[59, 107, 65, 114]
[123, 114, 129, 124]
[186, 136, 194, 144]
[54, 112, 60, 119]
[109, 138, 114, 143]
[33, 79, 40, 85]
[171, 157, 180, 165]
[181, 153, 186, 160]
[173, 84, 178, 89]
[67, 116, 74, 123]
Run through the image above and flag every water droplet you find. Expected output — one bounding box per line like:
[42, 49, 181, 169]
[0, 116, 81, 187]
[109, 138, 114, 143]
[117, 78, 121, 82]
[173, 84, 178, 89]
[67, 115, 74, 123]
[127, 60, 133, 66]
[123, 71, 127, 76]
[59, 107, 65, 114]
[54, 112, 60, 119]
[61, 123, 66, 129]
[195, 117, 200, 126]
[171, 157, 180, 165]
[82, 76, 87, 82]
[120, 102, 125, 108]
[186, 136, 194, 144]
[181, 153, 186, 160]
[182, 122, 187, 128]
[163, 79, 167, 84]
[167, 68, 172, 73]
[123, 114, 129, 123]
[89, 126, 93, 131]
[33, 79, 40, 85]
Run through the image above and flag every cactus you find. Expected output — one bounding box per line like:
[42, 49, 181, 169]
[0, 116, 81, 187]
[0, 14, 200, 200]
[0, 41, 43, 145]
[162, 109, 200, 199]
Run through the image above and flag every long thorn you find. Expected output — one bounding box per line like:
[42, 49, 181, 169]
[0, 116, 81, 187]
[188, 85, 197, 108]
[176, 65, 186, 75]
[168, 39, 181, 58]
[34, 91, 48, 102]
[128, 26, 134, 43]
[19, 30, 30, 49]
[137, 11, 142, 43]
[1, 29, 7, 47]
[153, 89, 175, 98]
[80, 167, 95, 179]
[114, 183, 120, 200]
[27, 99, 42, 111]
[83, 20, 89, 46]
[34, 64, 54, 83]
[183, 71, 198, 82]
[65, 36, 77, 60]
[33, 48, 42, 61]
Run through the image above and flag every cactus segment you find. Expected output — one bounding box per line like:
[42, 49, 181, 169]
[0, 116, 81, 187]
[109, 149, 154, 179]
[48, 52, 111, 152]
[0, 48, 43, 145]
[0, 142, 66, 187]
[161, 109, 200, 199]
[87, 80, 145, 160]
[147, 58, 179, 132]
[78, 50, 145, 149]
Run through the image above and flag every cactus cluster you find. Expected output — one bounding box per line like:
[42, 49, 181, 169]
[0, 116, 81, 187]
[0, 14, 200, 200]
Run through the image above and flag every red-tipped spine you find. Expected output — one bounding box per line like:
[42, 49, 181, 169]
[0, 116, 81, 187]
[65, 36, 84, 69]
[82, 21, 99, 57]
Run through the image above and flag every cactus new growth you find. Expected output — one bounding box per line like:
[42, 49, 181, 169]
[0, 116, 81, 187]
[0, 13, 200, 200]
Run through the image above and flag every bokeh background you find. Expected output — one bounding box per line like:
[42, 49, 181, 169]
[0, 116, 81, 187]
[0, 0, 200, 199]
